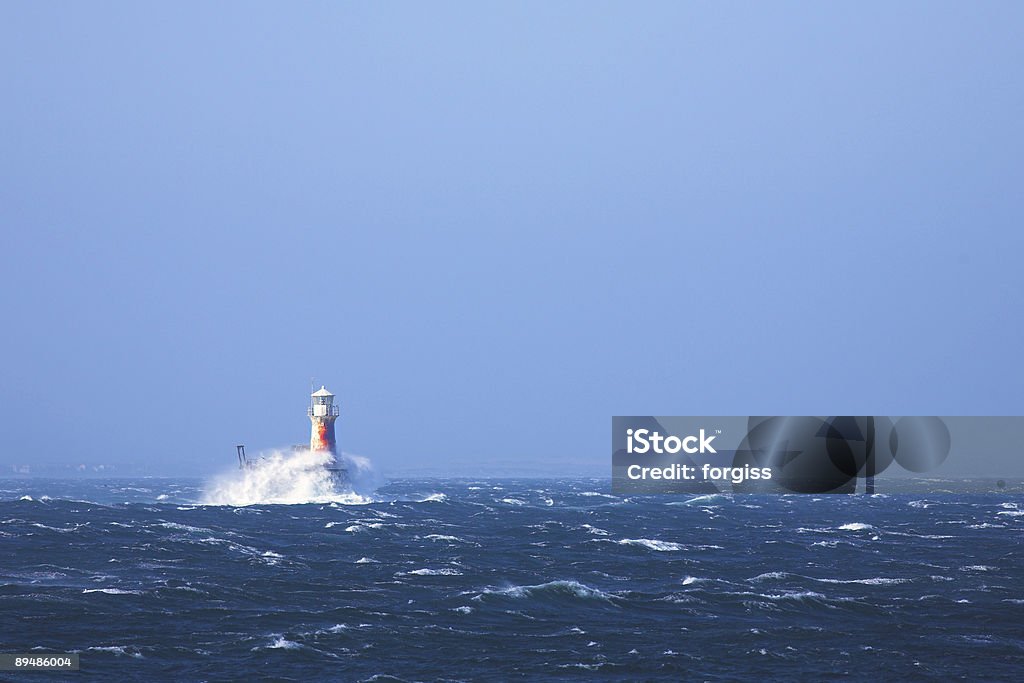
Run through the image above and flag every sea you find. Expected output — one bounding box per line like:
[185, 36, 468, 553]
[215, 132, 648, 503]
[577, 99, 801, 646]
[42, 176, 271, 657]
[1, 475, 1022, 681]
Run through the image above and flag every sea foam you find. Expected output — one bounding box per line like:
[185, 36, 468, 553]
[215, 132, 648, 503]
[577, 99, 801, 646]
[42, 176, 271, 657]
[200, 449, 377, 506]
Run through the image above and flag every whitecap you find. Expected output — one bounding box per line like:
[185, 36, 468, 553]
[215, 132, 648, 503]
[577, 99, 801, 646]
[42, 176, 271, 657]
[417, 493, 447, 503]
[680, 493, 726, 506]
[262, 636, 301, 650]
[837, 523, 873, 531]
[618, 538, 685, 552]
[401, 568, 462, 576]
[764, 590, 829, 601]
[87, 646, 143, 658]
[31, 523, 85, 533]
[813, 577, 909, 585]
[156, 522, 212, 533]
[481, 580, 614, 601]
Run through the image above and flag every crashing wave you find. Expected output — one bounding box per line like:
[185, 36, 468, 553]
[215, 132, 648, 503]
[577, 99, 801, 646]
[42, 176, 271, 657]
[618, 538, 685, 552]
[417, 493, 448, 503]
[200, 449, 378, 506]
[401, 568, 463, 576]
[479, 580, 614, 602]
[750, 571, 792, 582]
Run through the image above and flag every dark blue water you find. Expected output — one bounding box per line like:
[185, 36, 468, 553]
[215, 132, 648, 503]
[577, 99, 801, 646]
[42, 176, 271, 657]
[2, 478, 1022, 681]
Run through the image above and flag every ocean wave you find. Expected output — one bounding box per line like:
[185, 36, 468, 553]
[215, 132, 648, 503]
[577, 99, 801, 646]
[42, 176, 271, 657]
[736, 589, 834, 603]
[681, 493, 728, 506]
[479, 580, 615, 602]
[256, 636, 302, 651]
[191, 536, 284, 565]
[200, 449, 378, 506]
[750, 571, 793, 582]
[155, 522, 217, 534]
[30, 522, 87, 533]
[416, 493, 447, 503]
[617, 538, 685, 552]
[340, 521, 386, 534]
[423, 534, 467, 543]
[86, 645, 144, 658]
[400, 568, 463, 576]
[837, 523, 873, 531]
[82, 588, 142, 595]
[812, 577, 910, 585]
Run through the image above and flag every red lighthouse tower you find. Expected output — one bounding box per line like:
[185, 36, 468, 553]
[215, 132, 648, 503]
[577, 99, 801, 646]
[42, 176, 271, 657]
[309, 386, 346, 484]
[309, 386, 339, 454]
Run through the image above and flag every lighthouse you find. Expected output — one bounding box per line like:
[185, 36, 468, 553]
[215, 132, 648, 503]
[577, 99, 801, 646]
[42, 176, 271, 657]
[309, 386, 346, 483]
[233, 385, 348, 486]
[309, 386, 339, 453]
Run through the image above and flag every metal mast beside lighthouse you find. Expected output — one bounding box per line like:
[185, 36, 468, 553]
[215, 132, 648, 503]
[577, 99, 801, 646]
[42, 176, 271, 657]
[309, 385, 346, 483]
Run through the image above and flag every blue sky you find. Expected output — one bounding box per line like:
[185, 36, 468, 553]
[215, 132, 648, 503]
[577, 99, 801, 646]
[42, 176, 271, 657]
[1, 3, 1022, 476]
